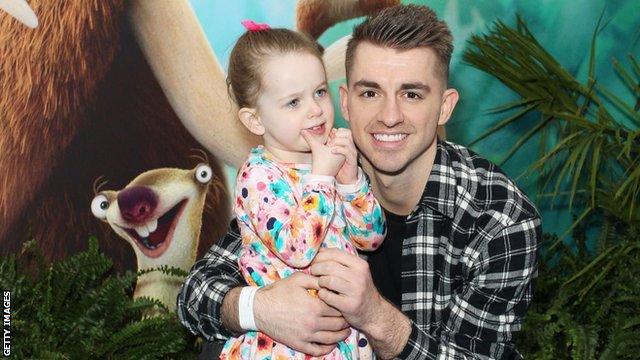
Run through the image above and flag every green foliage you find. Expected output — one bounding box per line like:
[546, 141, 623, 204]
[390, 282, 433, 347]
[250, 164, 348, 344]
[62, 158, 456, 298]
[519, 225, 640, 359]
[463, 16, 640, 359]
[0, 238, 200, 359]
[464, 16, 639, 224]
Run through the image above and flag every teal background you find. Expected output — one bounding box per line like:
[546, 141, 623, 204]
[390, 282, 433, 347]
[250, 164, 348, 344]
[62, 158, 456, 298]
[189, 0, 640, 237]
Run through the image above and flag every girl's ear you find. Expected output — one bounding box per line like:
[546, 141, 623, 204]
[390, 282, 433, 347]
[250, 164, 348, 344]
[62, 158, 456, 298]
[238, 107, 265, 136]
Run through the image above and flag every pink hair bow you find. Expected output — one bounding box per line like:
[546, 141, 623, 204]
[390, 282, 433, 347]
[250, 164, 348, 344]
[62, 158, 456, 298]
[241, 19, 270, 32]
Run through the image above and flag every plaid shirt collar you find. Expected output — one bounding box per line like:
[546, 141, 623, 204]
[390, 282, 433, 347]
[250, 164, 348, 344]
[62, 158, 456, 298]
[416, 139, 457, 219]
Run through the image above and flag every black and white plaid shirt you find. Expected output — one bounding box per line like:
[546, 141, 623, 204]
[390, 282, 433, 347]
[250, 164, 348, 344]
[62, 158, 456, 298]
[177, 140, 541, 359]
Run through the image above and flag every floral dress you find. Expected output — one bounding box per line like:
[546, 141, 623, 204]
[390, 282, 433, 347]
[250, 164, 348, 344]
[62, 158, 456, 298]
[220, 146, 386, 360]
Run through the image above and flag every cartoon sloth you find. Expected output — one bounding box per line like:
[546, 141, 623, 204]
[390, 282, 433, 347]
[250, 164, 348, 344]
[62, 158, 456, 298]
[0, 0, 399, 271]
[91, 162, 217, 310]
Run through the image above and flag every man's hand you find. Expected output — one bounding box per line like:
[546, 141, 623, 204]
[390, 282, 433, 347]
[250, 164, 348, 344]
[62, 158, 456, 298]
[310, 248, 383, 330]
[327, 128, 358, 185]
[253, 272, 351, 356]
[310, 248, 412, 359]
[302, 129, 345, 177]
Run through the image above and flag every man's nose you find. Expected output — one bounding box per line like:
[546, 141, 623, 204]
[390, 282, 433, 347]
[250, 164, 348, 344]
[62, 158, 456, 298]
[380, 97, 404, 127]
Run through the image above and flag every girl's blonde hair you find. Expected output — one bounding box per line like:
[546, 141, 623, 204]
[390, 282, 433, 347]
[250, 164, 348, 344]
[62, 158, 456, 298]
[227, 28, 324, 108]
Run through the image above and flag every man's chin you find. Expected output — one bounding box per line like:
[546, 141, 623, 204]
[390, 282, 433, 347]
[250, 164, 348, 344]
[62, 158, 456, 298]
[372, 163, 408, 176]
[362, 152, 409, 176]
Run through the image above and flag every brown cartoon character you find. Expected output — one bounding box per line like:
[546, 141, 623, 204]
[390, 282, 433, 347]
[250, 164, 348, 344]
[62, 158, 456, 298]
[90, 161, 220, 310]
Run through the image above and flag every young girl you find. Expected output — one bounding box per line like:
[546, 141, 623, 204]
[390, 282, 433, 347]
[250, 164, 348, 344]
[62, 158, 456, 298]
[221, 21, 386, 360]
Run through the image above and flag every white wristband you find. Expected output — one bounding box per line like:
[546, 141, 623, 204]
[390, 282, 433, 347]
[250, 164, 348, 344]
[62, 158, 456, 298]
[238, 286, 259, 331]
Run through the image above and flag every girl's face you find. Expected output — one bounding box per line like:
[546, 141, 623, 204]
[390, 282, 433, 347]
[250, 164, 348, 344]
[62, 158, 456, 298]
[254, 52, 334, 163]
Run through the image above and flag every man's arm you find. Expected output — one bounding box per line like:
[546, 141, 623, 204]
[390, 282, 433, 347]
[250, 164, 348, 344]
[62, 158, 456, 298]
[311, 248, 412, 359]
[177, 220, 244, 341]
[251, 272, 352, 356]
[177, 221, 352, 354]
[312, 216, 541, 359]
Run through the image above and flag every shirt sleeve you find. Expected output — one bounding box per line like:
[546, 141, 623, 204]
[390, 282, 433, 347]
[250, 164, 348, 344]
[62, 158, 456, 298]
[336, 168, 386, 251]
[397, 216, 541, 359]
[176, 220, 244, 341]
[236, 164, 336, 268]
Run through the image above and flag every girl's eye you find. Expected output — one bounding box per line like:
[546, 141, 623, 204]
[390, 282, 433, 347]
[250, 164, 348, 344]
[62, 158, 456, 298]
[315, 88, 327, 98]
[287, 99, 300, 108]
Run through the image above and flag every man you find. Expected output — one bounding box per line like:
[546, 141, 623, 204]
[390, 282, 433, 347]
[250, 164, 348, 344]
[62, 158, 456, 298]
[178, 4, 540, 359]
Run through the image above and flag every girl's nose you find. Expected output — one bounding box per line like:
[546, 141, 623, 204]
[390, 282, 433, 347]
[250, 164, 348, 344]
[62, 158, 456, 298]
[308, 99, 323, 118]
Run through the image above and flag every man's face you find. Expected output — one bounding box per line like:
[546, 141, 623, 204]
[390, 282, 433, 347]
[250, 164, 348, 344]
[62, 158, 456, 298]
[340, 42, 458, 175]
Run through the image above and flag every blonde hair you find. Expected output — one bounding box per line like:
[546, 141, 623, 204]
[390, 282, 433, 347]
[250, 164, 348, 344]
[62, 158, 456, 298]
[227, 28, 324, 108]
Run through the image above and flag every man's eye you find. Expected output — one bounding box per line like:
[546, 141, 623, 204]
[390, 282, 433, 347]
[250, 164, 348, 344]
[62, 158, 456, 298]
[287, 99, 300, 108]
[405, 91, 422, 100]
[361, 90, 377, 98]
[315, 88, 327, 98]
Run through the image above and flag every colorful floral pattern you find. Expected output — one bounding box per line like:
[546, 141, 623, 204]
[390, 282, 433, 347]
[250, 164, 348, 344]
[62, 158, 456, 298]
[221, 146, 386, 359]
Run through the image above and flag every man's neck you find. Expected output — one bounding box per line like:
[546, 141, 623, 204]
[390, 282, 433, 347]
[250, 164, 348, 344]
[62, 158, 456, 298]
[362, 145, 437, 216]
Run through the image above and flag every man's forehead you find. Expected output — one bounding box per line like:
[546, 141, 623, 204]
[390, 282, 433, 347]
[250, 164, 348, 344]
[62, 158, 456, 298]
[349, 43, 439, 84]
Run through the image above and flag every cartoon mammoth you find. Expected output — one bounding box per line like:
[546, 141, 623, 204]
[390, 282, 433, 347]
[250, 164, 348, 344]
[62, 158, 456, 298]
[0, 0, 398, 271]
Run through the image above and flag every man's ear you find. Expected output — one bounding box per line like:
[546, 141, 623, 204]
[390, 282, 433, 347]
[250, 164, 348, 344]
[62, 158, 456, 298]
[338, 83, 350, 123]
[238, 107, 265, 136]
[437, 88, 459, 126]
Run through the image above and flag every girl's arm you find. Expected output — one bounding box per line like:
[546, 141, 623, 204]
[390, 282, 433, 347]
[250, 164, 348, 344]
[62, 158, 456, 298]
[236, 164, 336, 268]
[337, 168, 386, 251]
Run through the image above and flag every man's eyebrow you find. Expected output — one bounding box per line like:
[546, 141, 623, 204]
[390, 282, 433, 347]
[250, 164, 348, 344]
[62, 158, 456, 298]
[352, 80, 431, 92]
[400, 82, 430, 92]
[352, 80, 381, 89]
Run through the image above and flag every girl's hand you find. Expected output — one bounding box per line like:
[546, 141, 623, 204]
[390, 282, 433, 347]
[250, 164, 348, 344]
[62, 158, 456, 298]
[302, 130, 345, 177]
[328, 128, 358, 185]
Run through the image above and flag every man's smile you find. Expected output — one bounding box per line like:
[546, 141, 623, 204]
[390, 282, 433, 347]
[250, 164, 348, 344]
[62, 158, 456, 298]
[370, 132, 410, 150]
[372, 133, 408, 142]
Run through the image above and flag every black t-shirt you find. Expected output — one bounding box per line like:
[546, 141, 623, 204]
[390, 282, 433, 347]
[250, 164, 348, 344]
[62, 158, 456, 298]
[367, 209, 406, 309]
